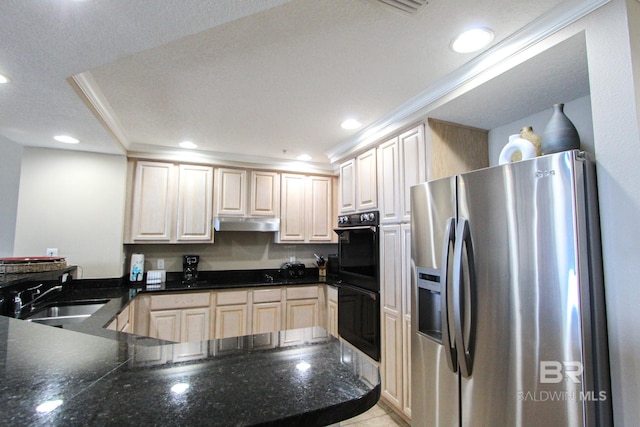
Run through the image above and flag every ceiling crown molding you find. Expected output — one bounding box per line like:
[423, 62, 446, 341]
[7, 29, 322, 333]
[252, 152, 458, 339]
[69, 71, 131, 150]
[326, 0, 611, 164]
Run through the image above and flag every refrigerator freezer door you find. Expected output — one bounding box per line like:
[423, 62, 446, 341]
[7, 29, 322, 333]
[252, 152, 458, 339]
[411, 176, 459, 427]
[456, 151, 595, 426]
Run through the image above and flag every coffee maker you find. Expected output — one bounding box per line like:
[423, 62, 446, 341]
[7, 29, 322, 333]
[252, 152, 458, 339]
[182, 255, 199, 284]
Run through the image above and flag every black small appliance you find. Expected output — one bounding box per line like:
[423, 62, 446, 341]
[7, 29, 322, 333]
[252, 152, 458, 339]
[280, 262, 306, 280]
[183, 255, 199, 284]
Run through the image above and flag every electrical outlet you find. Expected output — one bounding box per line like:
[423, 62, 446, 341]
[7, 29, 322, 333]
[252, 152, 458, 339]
[46, 248, 58, 256]
[158, 259, 165, 269]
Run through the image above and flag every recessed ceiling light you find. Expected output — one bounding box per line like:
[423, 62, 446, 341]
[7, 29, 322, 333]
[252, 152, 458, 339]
[451, 28, 494, 53]
[179, 141, 198, 149]
[296, 154, 312, 161]
[341, 119, 362, 130]
[0, 74, 9, 84]
[54, 135, 79, 144]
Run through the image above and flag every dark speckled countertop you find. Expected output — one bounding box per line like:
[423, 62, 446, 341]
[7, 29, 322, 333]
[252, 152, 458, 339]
[0, 276, 377, 426]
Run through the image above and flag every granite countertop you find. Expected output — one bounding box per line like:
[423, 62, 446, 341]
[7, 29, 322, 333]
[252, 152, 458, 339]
[0, 279, 377, 426]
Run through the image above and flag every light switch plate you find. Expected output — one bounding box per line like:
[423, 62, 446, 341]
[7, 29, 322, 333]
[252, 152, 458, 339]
[46, 248, 58, 256]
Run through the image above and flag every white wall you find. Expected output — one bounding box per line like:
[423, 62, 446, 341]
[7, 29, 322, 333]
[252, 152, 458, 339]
[488, 95, 594, 166]
[13, 148, 127, 279]
[0, 137, 22, 257]
[584, 1, 640, 424]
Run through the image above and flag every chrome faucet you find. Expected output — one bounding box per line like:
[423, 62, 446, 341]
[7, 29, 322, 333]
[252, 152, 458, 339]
[14, 285, 63, 315]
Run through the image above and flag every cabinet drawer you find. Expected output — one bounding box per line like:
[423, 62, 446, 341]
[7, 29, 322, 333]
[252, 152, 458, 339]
[216, 290, 249, 305]
[253, 288, 282, 303]
[150, 292, 210, 310]
[286, 285, 318, 300]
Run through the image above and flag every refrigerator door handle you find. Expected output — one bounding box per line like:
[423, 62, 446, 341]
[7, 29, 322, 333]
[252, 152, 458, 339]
[453, 217, 476, 378]
[440, 216, 458, 373]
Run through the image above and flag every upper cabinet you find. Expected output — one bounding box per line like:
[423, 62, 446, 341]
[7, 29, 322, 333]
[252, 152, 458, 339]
[214, 168, 280, 217]
[378, 124, 427, 224]
[338, 147, 377, 214]
[130, 161, 174, 241]
[249, 170, 280, 217]
[277, 173, 336, 243]
[128, 160, 213, 243]
[176, 164, 214, 241]
[214, 168, 247, 216]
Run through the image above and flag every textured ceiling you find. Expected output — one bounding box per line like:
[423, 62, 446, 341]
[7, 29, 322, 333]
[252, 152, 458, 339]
[1, 0, 592, 171]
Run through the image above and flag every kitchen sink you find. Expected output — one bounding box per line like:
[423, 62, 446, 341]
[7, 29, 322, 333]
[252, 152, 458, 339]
[25, 300, 109, 327]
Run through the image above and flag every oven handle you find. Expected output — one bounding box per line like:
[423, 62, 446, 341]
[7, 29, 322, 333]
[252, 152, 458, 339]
[333, 226, 378, 233]
[335, 282, 379, 300]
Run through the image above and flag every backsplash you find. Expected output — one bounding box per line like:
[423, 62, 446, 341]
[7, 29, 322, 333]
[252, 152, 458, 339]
[124, 231, 337, 274]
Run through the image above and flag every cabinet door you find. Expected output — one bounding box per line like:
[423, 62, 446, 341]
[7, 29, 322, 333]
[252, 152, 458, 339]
[378, 137, 401, 224]
[116, 304, 133, 333]
[252, 302, 282, 334]
[131, 161, 174, 241]
[279, 173, 306, 242]
[174, 308, 210, 361]
[401, 223, 412, 417]
[286, 299, 319, 330]
[306, 176, 333, 242]
[149, 309, 181, 342]
[249, 171, 280, 216]
[177, 164, 213, 241]
[215, 168, 247, 216]
[338, 159, 356, 214]
[326, 285, 338, 337]
[380, 224, 403, 410]
[215, 305, 248, 339]
[356, 148, 377, 212]
[400, 125, 426, 223]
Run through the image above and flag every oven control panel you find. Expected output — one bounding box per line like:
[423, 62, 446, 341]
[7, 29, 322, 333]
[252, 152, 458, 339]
[337, 211, 379, 227]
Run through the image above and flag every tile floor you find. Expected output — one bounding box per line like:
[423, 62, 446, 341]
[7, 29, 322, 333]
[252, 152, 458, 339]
[341, 400, 410, 426]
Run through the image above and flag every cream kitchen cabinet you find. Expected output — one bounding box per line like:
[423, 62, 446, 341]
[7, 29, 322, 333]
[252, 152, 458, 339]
[214, 168, 280, 218]
[214, 290, 249, 339]
[251, 287, 284, 334]
[142, 292, 211, 362]
[338, 158, 356, 214]
[338, 148, 377, 214]
[128, 160, 213, 243]
[326, 285, 338, 338]
[378, 125, 426, 224]
[285, 286, 319, 330]
[380, 223, 404, 412]
[277, 173, 335, 243]
[249, 170, 280, 217]
[214, 168, 247, 216]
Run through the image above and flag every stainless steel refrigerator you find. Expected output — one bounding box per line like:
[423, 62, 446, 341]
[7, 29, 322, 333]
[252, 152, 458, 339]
[410, 150, 612, 426]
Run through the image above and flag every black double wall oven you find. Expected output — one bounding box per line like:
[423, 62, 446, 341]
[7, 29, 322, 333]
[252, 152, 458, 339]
[334, 211, 380, 361]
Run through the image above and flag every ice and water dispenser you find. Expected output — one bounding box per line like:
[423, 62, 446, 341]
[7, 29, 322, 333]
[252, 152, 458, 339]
[416, 266, 442, 342]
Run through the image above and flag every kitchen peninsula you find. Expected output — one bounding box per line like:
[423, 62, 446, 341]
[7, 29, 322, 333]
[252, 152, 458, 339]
[0, 276, 379, 426]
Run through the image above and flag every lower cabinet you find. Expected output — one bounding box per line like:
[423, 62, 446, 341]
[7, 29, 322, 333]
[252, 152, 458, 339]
[119, 284, 332, 345]
[214, 290, 249, 339]
[252, 288, 284, 334]
[326, 285, 338, 337]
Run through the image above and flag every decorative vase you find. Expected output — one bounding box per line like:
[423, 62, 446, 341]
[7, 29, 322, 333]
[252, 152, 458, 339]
[541, 103, 580, 155]
[519, 126, 542, 156]
[499, 134, 536, 165]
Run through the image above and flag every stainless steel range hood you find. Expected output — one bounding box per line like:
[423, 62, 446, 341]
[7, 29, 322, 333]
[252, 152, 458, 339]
[213, 217, 280, 232]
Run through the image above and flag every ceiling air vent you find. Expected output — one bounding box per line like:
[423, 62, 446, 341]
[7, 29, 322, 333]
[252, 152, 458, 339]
[377, 0, 428, 14]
